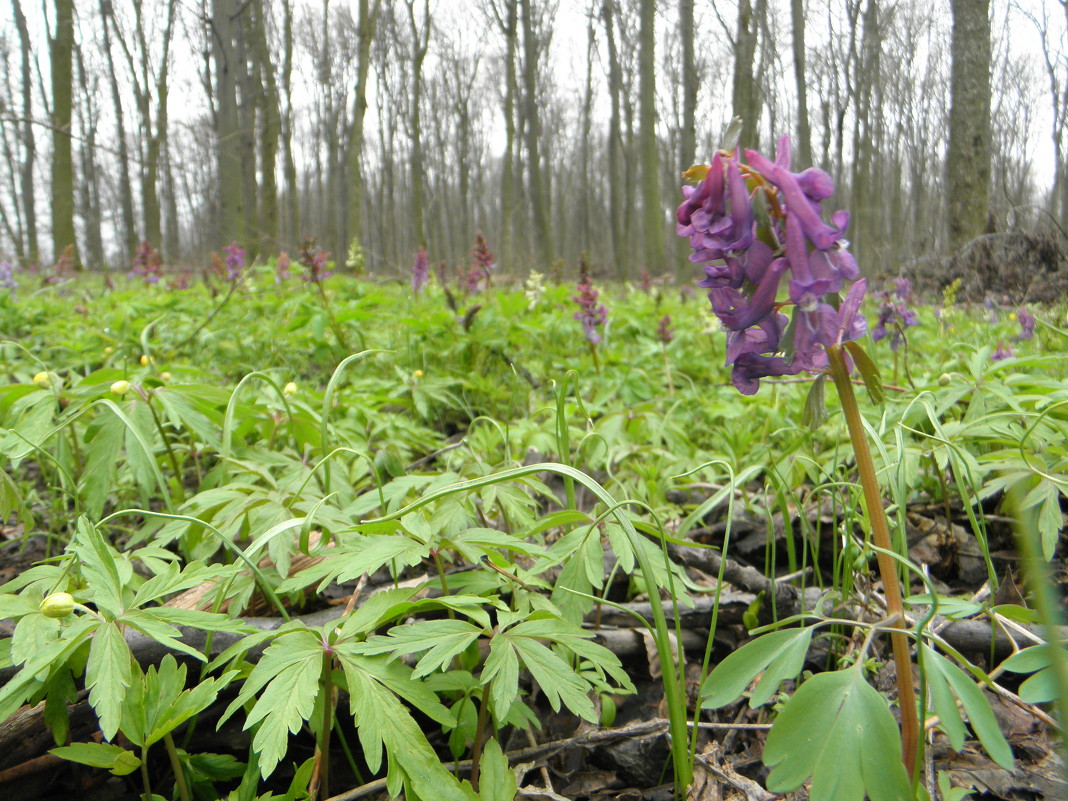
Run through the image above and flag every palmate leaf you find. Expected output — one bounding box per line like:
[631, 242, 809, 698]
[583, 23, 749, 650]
[763, 668, 913, 801]
[50, 742, 141, 776]
[218, 629, 323, 778]
[510, 636, 596, 721]
[335, 651, 473, 800]
[357, 619, 483, 677]
[477, 738, 518, 801]
[921, 644, 1013, 769]
[701, 628, 813, 709]
[86, 622, 134, 741]
[1001, 645, 1061, 704]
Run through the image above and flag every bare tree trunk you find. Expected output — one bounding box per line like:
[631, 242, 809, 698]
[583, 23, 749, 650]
[579, 10, 595, 256]
[947, 0, 991, 249]
[521, 0, 553, 268]
[75, 45, 104, 267]
[99, 2, 137, 263]
[50, 0, 79, 265]
[250, 1, 281, 254]
[602, 0, 625, 276]
[638, 0, 665, 272]
[406, 0, 430, 248]
[281, 0, 299, 246]
[497, 0, 519, 271]
[213, 0, 245, 245]
[11, 0, 38, 264]
[732, 0, 761, 151]
[344, 0, 378, 262]
[790, 0, 812, 167]
[676, 0, 697, 274]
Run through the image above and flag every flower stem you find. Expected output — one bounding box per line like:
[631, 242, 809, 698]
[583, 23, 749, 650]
[163, 733, 191, 801]
[826, 344, 919, 779]
[310, 649, 335, 800]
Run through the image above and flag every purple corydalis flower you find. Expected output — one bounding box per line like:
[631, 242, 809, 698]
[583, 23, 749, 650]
[1016, 307, 1035, 340]
[656, 314, 674, 344]
[677, 135, 865, 394]
[573, 276, 608, 345]
[412, 247, 429, 294]
[872, 278, 919, 352]
[275, 252, 292, 284]
[472, 232, 495, 274]
[223, 241, 245, 281]
[298, 237, 332, 283]
[992, 341, 1014, 361]
[130, 241, 163, 284]
[0, 261, 16, 291]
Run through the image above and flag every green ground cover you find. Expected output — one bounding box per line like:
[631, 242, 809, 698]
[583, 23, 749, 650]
[0, 270, 1065, 801]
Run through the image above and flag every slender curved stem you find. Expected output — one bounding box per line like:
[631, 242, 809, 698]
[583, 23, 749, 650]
[163, 733, 191, 801]
[826, 344, 919, 779]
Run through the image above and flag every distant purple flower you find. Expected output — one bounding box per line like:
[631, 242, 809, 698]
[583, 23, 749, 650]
[275, 252, 292, 284]
[129, 241, 163, 284]
[573, 277, 608, 345]
[169, 270, 192, 290]
[871, 278, 919, 352]
[677, 136, 864, 394]
[984, 297, 999, 323]
[656, 314, 674, 344]
[412, 247, 429, 295]
[1016, 307, 1035, 341]
[892, 277, 912, 302]
[223, 241, 245, 281]
[298, 237, 332, 283]
[992, 341, 1014, 361]
[472, 232, 495, 275]
[0, 261, 17, 291]
[639, 268, 653, 294]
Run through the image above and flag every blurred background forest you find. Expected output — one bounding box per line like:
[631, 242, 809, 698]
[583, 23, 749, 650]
[0, 0, 1064, 281]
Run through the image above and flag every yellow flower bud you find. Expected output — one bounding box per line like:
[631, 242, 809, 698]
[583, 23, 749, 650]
[33, 372, 51, 388]
[104, 346, 113, 355]
[160, 372, 171, 383]
[413, 369, 424, 379]
[938, 373, 952, 387]
[39, 592, 74, 619]
[110, 380, 130, 396]
[283, 382, 297, 397]
[140, 354, 151, 366]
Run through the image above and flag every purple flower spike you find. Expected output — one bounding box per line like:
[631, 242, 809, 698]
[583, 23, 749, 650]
[573, 276, 608, 345]
[223, 241, 245, 281]
[676, 134, 869, 395]
[1016, 307, 1035, 340]
[412, 247, 429, 295]
[992, 341, 1014, 361]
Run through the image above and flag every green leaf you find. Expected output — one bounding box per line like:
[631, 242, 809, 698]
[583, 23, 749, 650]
[482, 635, 521, 721]
[509, 636, 595, 721]
[218, 629, 323, 778]
[845, 341, 884, 404]
[359, 620, 482, 678]
[477, 738, 517, 801]
[764, 668, 912, 801]
[71, 517, 125, 618]
[86, 622, 133, 741]
[51, 742, 142, 775]
[701, 628, 813, 709]
[803, 374, 828, 429]
[921, 644, 1013, 769]
[1001, 645, 1061, 703]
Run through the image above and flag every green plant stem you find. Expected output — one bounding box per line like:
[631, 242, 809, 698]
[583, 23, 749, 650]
[588, 341, 601, 374]
[316, 282, 351, 352]
[145, 392, 186, 503]
[826, 344, 919, 779]
[469, 678, 493, 791]
[140, 745, 152, 801]
[314, 649, 335, 800]
[1008, 486, 1068, 764]
[662, 344, 675, 396]
[163, 733, 191, 801]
